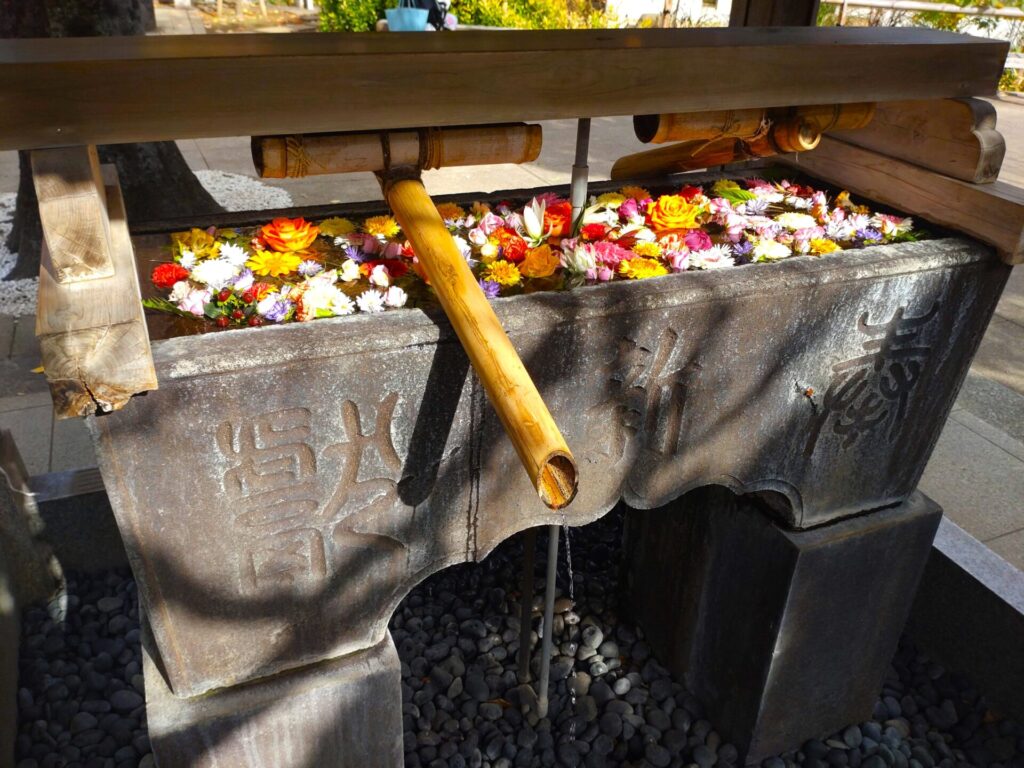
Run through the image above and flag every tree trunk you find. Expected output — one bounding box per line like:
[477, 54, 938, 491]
[1, 0, 224, 282]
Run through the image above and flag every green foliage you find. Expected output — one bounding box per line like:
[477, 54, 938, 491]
[319, 0, 387, 32]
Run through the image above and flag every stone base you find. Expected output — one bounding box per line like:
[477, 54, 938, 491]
[144, 628, 403, 768]
[624, 488, 942, 763]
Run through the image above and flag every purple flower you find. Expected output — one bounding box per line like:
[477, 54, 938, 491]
[344, 245, 365, 263]
[478, 279, 500, 299]
[857, 227, 883, 242]
[263, 298, 293, 323]
[733, 239, 753, 256]
[298, 260, 323, 277]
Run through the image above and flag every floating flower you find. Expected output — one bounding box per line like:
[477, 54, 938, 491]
[369, 264, 391, 288]
[435, 202, 467, 222]
[561, 242, 597, 275]
[692, 245, 735, 270]
[776, 212, 819, 231]
[520, 245, 560, 278]
[752, 239, 791, 262]
[260, 218, 320, 253]
[647, 195, 704, 234]
[364, 215, 401, 239]
[384, 286, 408, 308]
[298, 259, 324, 277]
[218, 242, 250, 268]
[591, 241, 634, 268]
[177, 287, 211, 317]
[543, 202, 573, 238]
[356, 290, 386, 313]
[190, 258, 240, 290]
[683, 229, 713, 252]
[331, 294, 355, 316]
[632, 241, 662, 258]
[618, 257, 668, 280]
[172, 228, 219, 261]
[232, 269, 255, 293]
[620, 186, 651, 201]
[168, 280, 191, 303]
[247, 250, 303, 278]
[581, 223, 608, 241]
[152, 263, 190, 291]
[666, 251, 690, 272]
[339, 259, 361, 283]
[595, 192, 626, 208]
[494, 227, 528, 263]
[179, 250, 197, 270]
[810, 238, 841, 255]
[484, 260, 521, 287]
[318, 217, 356, 237]
[479, 279, 501, 299]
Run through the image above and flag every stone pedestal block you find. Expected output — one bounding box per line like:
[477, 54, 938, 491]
[624, 488, 942, 762]
[144, 629, 403, 768]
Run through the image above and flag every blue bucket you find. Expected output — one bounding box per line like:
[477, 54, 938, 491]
[386, 6, 429, 31]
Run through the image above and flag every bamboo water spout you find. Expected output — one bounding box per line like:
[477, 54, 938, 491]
[252, 124, 578, 510]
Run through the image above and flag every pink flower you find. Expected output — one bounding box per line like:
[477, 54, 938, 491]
[591, 241, 634, 267]
[361, 234, 382, 255]
[596, 265, 615, 281]
[177, 288, 211, 317]
[683, 229, 712, 251]
[619, 198, 641, 221]
[667, 251, 690, 272]
[534, 191, 565, 207]
[382, 241, 403, 259]
[478, 213, 505, 236]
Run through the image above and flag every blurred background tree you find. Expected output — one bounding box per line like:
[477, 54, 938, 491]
[319, 0, 612, 31]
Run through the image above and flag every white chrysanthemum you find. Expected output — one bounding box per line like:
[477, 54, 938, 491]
[753, 239, 791, 262]
[356, 290, 386, 313]
[384, 286, 408, 308]
[190, 258, 240, 290]
[339, 259, 361, 283]
[786, 195, 813, 210]
[168, 280, 191, 303]
[696, 245, 735, 270]
[826, 220, 854, 241]
[451, 235, 473, 263]
[179, 250, 196, 269]
[330, 294, 355, 316]
[775, 212, 818, 231]
[369, 264, 390, 288]
[256, 291, 282, 317]
[299, 282, 345, 320]
[218, 242, 249, 267]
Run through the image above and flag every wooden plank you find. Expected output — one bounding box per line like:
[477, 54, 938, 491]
[30, 146, 114, 282]
[781, 136, 1024, 265]
[0, 27, 1006, 150]
[35, 165, 157, 419]
[830, 98, 1006, 183]
[730, 0, 820, 26]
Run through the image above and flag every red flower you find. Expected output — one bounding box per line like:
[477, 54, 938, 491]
[361, 259, 409, 279]
[543, 202, 573, 238]
[494, 227, 528, 263]
[679, 185, 703, 201]
[151, 262, 189, 291]
[581, 223, 608, 241]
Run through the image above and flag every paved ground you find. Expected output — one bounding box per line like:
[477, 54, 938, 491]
[0, 53, 1021, 569]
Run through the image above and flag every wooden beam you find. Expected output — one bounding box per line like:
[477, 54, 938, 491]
[781, 136, 1024, 265]
[35, 164, 157, 419]
[830, 98, 1005, 183]
[0, 28, 1006, 150]
[30, 146, 115, 283]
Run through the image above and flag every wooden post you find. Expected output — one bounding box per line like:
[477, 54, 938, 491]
[382, 175, 578, 510]
[31, 147, 157, 418]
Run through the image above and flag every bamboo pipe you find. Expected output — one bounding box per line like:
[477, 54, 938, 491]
[632, 103, 876, 145]
[384, 175, 578, 510]
[254, 124, 543, 178]
[611, 115, 821, 180]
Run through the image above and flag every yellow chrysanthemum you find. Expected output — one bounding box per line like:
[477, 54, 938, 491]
[364, 215, 401, 239]
[620, 185, 652, 201]
[595, 192, 626, 207]
[618, 257, 668, 280]
[484, 260, 521, 287]
[632, 241, 662, 258]
[318, 217, 356, 237]
[435, 202, 467, 221]
[246, 250, 303, 278]
[171, 228, 220, 260]
[810, 238, 841, 255]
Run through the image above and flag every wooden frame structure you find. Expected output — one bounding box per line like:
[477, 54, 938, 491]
[1, 26, 1021, 420]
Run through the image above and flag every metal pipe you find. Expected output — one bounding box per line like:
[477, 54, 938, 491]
[570, 118, 591, 236]
[536, 524, 559, 719]
[517, 527, 537, 682]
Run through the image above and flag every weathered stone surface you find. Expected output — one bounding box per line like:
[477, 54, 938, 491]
[144, 626, 403, 768]
[623, 488, 943, 762]
[90, 235, 1006, 696]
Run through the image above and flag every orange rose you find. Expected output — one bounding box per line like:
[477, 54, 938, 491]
[647, 195, 703, 234]
[543, 202, 573, 238]
[260, 217, 320, 253]
[520, 245, 560, 278]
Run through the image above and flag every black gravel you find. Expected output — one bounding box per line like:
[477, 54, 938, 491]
[16, 508, 1024, 768]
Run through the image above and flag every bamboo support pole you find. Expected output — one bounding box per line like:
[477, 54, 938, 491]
[382, 175, 578, 510]
[254, 124, 543, 179]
